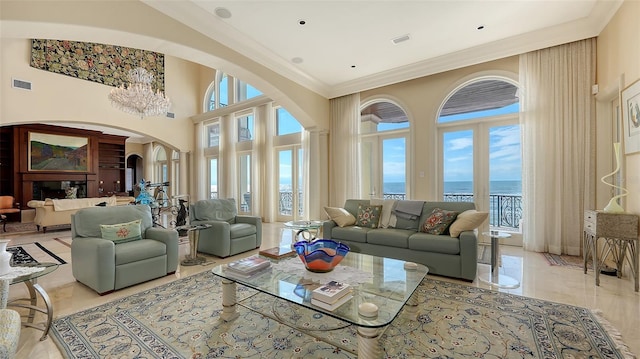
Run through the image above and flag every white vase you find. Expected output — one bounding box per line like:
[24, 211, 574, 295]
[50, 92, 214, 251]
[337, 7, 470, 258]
[0, 240, 12, 276]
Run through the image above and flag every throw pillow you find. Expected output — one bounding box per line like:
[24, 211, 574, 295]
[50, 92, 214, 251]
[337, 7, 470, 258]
[449, 209, 489, 237]
[324, 207, 356, 227]
[355, 204, 382, 228]
[100, 219, 142, 244]
[421, 208, 458, 235]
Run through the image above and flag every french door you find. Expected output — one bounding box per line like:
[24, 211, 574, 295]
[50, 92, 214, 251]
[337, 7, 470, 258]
[439, 118, 522, 245]
[276, 146, 303, 221]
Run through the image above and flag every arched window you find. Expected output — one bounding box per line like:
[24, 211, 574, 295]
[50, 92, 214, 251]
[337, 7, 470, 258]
[207, 72, 229, 111]
[437, 77, 522, 240]
[360, 100, 410, 199]
[236, 79, 262, 102]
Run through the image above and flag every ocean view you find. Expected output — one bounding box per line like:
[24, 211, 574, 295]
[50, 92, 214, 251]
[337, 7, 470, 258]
[383, 180, 522, 195]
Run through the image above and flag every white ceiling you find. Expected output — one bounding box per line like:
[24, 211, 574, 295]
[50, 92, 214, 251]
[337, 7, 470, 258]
[145, 0, 622, 98]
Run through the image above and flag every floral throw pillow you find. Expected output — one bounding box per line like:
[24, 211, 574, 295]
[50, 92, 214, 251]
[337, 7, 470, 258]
[100, 219, 142, 244]
[422, 208, 458, 235]
[356, 204, 382, 228]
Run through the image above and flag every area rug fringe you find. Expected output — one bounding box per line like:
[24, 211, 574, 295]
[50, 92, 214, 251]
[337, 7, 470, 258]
[591, 309, 637, 359]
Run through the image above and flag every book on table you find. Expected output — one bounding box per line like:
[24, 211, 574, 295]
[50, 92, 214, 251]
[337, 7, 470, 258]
[225, 255, 271, 276]
[258, 246, 296, 260]
[311, 293, 354, 311]
[311, 281, 352, 304]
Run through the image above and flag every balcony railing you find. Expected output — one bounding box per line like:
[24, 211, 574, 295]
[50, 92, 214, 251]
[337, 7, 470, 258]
[444, 193, 522, 230]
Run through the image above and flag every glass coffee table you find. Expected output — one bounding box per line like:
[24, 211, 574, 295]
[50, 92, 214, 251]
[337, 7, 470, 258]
[7, 262, 59, 341]
[211, 252, 428, 357]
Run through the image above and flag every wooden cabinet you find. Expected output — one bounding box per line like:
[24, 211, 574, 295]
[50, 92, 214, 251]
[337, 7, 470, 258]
[98, 135, 126, 196]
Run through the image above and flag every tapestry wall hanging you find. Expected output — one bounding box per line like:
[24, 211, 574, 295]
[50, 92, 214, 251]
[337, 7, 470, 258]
[30, 39, 165, 91]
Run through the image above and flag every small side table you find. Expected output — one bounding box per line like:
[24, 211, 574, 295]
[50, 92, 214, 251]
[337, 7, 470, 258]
[178, 224, 211, 266]
[284, 220, 324, 241]
[478, 231, 520, 289]
[583, 210, 639, 292]
[7, 262, 59, 341]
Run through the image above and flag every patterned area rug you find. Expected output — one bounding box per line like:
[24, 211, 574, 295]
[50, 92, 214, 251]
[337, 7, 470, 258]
[51, 272, 635, 358]
[543, 252, 586, 269]
[7, 242, 67, 265]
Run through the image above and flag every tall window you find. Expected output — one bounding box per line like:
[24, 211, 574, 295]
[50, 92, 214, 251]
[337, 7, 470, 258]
[360, 100, 410, 199]
[206, 123, 220, 147]
[238, 153, 251, 213]
[171, 150, 180, 196]
[208, 157, 218, 199]
[237, 114, 254, 142]
[438, 78, 522, 239]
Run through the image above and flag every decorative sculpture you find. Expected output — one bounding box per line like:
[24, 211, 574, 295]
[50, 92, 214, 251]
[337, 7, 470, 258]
[601, 142, 629, 213]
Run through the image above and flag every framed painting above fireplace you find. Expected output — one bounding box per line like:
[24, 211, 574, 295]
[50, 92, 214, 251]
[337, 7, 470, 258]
[29, 132, 89, 172]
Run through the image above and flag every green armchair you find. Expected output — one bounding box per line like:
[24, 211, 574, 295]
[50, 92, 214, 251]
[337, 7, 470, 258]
[71, 205, 179, 295]
[189, 198, 262, 258]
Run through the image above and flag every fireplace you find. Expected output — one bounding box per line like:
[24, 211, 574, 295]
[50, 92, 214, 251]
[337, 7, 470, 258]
[32, 181, 87, 200]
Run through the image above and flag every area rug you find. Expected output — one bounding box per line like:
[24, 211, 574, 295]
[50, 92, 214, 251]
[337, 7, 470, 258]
[543, 252, 586, 269]
[50, 272, 635, 358]
[7, 242, 67, 265]
[1, 221, 70, 235]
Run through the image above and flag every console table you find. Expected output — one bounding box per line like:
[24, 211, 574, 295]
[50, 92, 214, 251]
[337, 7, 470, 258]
[583, 210, 639, 291]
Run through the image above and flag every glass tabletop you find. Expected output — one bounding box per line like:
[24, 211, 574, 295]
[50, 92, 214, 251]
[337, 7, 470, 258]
[211, 252, 428, 328]
[9, 262, 59, 285]
[283, 220, 324, 230]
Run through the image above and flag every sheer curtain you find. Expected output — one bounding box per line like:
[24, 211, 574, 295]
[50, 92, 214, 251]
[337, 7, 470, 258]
[519, 38, 596, 255]
[329, 94, 361, 207]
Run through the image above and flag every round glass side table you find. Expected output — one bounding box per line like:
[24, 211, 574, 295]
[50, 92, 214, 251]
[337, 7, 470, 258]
[478, 231, 520, 289]
[284, 220, 324, 241]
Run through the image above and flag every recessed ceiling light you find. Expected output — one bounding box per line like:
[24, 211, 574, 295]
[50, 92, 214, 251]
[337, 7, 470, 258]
[351, 65, 356, 68]
[477, 25, 485, 30]
[391, 34, 411, 45]
[215, 7, 232, 19]
[292, 57, 303, 64]
[298, 20, 306, 25]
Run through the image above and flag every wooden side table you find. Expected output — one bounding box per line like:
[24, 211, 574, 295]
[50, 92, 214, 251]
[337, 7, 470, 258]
[583, 210, 639, 291]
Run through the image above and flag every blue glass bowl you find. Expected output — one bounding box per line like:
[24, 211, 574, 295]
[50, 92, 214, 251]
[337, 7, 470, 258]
[293, 239, 350, 273]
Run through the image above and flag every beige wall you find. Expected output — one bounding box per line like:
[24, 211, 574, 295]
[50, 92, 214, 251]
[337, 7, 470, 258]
[360, 56, 519, 200]
[597, 0, 640, 215]
[0, 38, 199, 152]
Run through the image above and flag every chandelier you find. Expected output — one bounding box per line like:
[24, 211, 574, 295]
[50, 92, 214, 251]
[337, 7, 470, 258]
[108, 67, 171, 119]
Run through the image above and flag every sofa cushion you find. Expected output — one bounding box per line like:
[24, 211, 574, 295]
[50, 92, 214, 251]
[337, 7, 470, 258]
[343, 199, 371, 218]
[355, 204, 382, 228]
[449, 209, 488, 237]
[230, 223, 256, 238]
[324, 207, 356, 227]
[422, 208, 458, 235]
[331, 226, 369, 243]
[192, 198, 237, 223]
[115, 239, 167, 265]
[366, 228, 413, 248]
[72, 205, 153, 239]
[100, 219, 142, 244]
[408, 232, 461, 254]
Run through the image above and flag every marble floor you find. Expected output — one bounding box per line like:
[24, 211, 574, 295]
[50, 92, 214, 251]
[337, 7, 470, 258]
[1, 223, 638, 358]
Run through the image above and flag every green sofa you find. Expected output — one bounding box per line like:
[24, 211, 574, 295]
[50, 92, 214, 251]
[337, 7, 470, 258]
[189, 198, 262, 258]
[71, 205, 179, 295]
[322, 199, 478, 281]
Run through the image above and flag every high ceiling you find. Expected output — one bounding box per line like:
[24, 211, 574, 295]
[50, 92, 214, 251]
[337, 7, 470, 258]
[146, 0, 621, 98]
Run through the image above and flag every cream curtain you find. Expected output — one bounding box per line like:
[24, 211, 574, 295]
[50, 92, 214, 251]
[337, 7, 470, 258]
[519, 38, 596, 255]
[329, 94, 361, 207]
